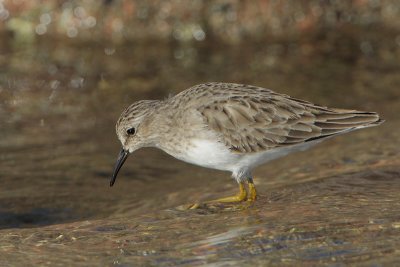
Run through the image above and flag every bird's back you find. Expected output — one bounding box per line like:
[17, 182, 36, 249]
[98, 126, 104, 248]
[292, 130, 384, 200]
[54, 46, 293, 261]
[171, 82, 383, 153]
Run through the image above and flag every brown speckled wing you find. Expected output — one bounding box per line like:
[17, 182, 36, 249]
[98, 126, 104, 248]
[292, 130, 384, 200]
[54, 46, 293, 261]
[197, 83, 381, 153]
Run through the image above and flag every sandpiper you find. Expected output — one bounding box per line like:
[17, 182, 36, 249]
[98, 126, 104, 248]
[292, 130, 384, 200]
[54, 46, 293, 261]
[110, 82, 383, 205]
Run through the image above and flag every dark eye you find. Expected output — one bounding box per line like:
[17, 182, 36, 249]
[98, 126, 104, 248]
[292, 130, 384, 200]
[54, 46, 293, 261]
[126, 128, 135, 135]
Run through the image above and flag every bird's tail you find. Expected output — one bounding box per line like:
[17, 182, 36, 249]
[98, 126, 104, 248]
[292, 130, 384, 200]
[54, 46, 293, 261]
[313, 109, 384, 138]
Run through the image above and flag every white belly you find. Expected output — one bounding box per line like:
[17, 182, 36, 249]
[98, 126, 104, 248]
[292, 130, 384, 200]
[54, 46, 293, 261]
[168, 138, 320, 175]
[173, 139, 239, 171]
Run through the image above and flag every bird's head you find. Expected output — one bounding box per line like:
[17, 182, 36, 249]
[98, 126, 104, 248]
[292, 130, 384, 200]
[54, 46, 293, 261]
[110, 100, 160, 187]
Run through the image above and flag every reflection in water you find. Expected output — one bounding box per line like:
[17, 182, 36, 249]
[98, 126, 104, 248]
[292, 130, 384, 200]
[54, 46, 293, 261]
[0, 31, 400, 265]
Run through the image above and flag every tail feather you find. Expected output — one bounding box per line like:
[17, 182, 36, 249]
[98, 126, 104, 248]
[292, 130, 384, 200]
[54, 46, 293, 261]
[324, 115, 381, 124]
[306, 110, 383, 141]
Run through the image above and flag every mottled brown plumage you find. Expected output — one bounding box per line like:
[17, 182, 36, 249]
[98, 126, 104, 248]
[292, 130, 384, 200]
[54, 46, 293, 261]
[110, 82, 383, 203]
[172, 83, 382, 153]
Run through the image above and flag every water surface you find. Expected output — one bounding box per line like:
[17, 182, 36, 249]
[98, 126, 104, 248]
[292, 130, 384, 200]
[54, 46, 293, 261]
[0, 33, 400, 265]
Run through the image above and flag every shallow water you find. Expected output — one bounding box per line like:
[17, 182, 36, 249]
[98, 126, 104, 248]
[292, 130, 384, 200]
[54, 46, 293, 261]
[1, 33, 400, 266]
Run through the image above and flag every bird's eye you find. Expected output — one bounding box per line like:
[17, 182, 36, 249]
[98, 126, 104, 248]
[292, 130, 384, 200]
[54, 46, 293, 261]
[126, 128, 136, 135]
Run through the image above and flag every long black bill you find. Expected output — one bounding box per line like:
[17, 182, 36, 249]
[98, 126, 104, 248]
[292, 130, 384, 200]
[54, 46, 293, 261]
[110, 149, 129, 187]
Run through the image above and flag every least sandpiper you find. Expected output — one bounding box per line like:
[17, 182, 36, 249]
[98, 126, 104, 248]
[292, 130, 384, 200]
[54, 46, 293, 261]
[110, 82, 383, 205]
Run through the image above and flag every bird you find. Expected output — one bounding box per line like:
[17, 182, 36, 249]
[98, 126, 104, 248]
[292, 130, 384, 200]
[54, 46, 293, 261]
[109, 82, 383, 206]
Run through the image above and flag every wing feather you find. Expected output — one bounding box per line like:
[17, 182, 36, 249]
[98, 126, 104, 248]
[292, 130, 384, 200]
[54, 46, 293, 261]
[193, 83, 382, 153]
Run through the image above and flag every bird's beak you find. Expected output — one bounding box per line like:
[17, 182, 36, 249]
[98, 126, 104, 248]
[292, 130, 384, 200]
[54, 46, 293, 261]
[110, 148, 129, 187]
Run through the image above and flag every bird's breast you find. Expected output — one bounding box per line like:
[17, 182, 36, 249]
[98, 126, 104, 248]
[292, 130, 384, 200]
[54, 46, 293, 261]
[163, 138, 239, 172]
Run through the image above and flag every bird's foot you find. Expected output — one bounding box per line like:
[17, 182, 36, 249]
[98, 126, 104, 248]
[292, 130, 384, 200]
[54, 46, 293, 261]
[185, 181, 258, 210]
[197, 181, 247, 207]
[183, 182, 246, 210]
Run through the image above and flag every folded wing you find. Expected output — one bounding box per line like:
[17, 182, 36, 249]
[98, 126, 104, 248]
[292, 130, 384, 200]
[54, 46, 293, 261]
[199, 93, 382, 153]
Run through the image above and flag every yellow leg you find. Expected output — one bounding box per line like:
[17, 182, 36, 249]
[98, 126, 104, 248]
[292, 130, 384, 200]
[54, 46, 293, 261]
[205, 182, 247, 203]
[247, 180, 257, 202]
[186, 180, 256, 210]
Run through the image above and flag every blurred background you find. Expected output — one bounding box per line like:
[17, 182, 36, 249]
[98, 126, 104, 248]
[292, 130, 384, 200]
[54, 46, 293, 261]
[1, 1, 400, 265]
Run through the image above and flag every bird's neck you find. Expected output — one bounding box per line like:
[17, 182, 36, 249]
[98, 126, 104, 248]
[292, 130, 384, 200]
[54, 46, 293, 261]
[142, 101, 175, 147]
